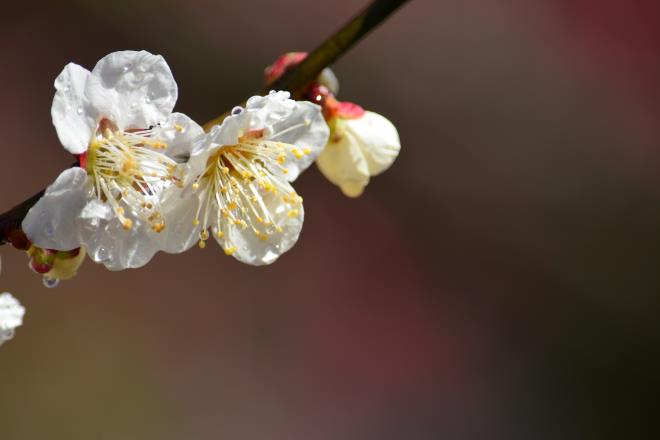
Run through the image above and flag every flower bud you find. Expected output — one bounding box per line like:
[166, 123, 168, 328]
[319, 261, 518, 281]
[27, 246, 86, 281]
[264, 52, 339, 95]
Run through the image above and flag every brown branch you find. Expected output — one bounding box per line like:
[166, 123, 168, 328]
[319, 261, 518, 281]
[203, 0, 411, 130]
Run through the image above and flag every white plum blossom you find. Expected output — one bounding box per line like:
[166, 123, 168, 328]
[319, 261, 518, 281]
[22, 51, 203, 270]
[317, 109, 401, 197]
[0, 293, 25, 346]
[163, 91, 329, 265]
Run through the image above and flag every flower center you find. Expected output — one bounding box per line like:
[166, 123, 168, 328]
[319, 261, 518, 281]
[85, 123, 183, 232]
[192, 133, 307, 253]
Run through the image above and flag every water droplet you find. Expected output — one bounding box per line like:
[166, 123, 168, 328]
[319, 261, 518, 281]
[231, 106, 244, 116]
[123, 64, 132, 73]
[42, 277, 60, 289]
[145, 92, 155, 104]
[268, 90, 277, 95]
[97, 247, 108, 260]
[76, 107, 84, 115]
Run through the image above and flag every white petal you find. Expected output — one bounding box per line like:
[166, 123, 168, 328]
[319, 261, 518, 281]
[208, 93, 292, 148]
[214, 181, 304, 266]
[0, 292, 25, 346]
[22, 168, 91, 250]
[157, 188, 201, 254]
[268, 101, 329, 181]
[210, 112, 243, 146]
[79, 199, 113, 223]
[86, 50, 177, 130]
[345, 111, 400, 176]
[51, 63, 96, 154]
[245, 91, 296, 128]
[186, 133, 219, 182]
[223, 92, 329, 181]
[79, 217, 160, 271]
[152, 112, 204, 161]
[316, 125, 370, 198]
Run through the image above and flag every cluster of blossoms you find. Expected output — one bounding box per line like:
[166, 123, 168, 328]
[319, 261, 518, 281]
[14, 50, 400, 287]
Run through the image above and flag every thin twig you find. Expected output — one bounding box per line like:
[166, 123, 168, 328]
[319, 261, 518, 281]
[0, 0, 411, 245]
[203, 0, 411, 130]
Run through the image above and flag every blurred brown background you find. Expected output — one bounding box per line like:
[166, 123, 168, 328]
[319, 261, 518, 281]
[1, 0, 659, 438]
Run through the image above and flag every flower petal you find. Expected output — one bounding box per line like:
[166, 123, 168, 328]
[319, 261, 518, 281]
[245, 91, 296, 128]
[86, 50, 177, 130]
[345, 111, 400, 176]
[221, 92, 328, 181]
[268, 100, 329, 181]
[79, 217, 160, 271]
[0, 292, 25, 346]
[51, 63, 96, 154]
[152, 112, 204, 162]
[213, 179, 304, 266]
[316, 124, 370, 198]
[22, 168, 91, 250]
[157, 189, 201, 254]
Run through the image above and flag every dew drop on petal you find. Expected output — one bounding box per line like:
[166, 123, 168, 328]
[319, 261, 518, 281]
[76, 107, 84, 115]
[42, 277, 60, 289]
[123, 64, 131, 73]
[231, 106, 244, 116]
[97, 247, 108, 260]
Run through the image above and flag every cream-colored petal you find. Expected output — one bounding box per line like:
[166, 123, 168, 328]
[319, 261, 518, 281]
[339, 181, 366, 198]
[316, 125, 370, 198]
[344, 111, 401, 176]
[51, 63, 96, 154]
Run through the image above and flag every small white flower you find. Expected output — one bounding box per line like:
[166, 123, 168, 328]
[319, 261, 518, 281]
[22, 51, 203, 270]
[164, 91, 329, 265]
[0, 293, 25, 346]
[317, 110, 401, 198]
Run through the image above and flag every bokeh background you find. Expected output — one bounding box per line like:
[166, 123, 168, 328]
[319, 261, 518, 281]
[1, 0, 659, 438]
